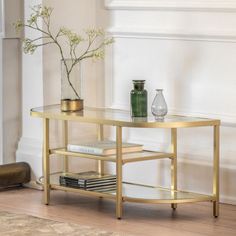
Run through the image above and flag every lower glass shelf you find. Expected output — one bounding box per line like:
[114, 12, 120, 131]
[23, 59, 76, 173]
[45, 173, 215, 204]
[118, 183, 214, 203]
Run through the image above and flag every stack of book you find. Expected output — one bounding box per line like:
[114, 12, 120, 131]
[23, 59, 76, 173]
[59, 171, 116, 192]
[67, 140, 143, 156]
[60, 141, 143, 192]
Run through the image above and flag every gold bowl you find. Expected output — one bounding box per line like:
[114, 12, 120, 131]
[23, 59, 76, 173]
[61, 99, 84, 112]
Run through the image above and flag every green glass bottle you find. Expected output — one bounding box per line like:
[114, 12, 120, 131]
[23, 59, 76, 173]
[130, 80, 148, 117]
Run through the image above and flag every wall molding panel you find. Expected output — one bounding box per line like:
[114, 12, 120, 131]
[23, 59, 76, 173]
[108, 27, 236, 43]
[105, 0, 236, 12]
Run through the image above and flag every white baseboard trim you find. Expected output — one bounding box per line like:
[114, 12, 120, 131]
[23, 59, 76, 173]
[16, 137, 43, 181]
[220, 195, 236, 205]
[23, 181, 43, 191]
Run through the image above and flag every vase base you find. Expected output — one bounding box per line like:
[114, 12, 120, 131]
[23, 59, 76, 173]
[154, 116, 165, 121]
[61, 99, 84, 112]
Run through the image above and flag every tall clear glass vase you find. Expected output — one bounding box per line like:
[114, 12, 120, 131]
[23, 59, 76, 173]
[61, 59, 83, 112]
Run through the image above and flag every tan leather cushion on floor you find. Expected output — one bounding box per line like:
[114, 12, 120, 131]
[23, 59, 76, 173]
[0, 162, 30, 187]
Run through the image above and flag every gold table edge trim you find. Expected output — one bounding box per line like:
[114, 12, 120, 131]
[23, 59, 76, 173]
[30, 107, 220, 128]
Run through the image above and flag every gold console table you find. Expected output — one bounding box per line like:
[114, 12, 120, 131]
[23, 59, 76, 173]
[31, 105, 220, 219]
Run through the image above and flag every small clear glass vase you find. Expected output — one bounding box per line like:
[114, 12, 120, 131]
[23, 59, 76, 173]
[151, 89, 168, 120]
[61, 59, 83, 112]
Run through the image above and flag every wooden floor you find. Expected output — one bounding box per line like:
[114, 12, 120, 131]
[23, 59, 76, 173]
[0, 187, 236, 236]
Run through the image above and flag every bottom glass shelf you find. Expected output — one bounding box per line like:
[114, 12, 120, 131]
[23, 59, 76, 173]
[117, 183, 214, 203]
[44, 173, 214, 204]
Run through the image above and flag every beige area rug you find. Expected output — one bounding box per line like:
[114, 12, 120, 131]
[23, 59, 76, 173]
[0, 211, 130, 236]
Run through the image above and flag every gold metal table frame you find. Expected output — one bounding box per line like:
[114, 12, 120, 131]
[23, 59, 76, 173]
[31, 105, 220, 219]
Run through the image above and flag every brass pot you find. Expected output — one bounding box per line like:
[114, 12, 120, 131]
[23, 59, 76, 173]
[61, 99, 84, 112]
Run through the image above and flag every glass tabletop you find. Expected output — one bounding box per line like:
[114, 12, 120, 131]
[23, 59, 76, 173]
[31, 104, 220, 128]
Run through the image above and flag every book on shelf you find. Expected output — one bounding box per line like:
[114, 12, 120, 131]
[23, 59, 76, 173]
[61, 171, 116, 182]
[67, 140, 143, 156]
[59, 177, 116, 189]
[59, 181, 116, 192]
[59, 171, 117, 191]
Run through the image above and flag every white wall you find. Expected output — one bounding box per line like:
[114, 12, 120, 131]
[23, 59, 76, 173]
[0, 0, 23, 164]
[2, 39, 21, 164]
[105, 0, 236, 204]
